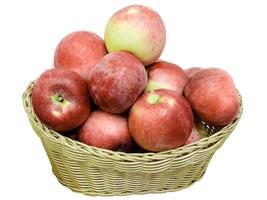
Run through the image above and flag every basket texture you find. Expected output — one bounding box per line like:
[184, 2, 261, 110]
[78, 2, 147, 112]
[23, 81, 243, 196]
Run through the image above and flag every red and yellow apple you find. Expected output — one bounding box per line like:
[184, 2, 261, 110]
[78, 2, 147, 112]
[128, 89, 194, 152]
[104, 5, 166, 65]
[146, 61, 187, 94]
[88, 51, 148, 114]
[54, 31, 107, 80]
[31, 69, 91, 131]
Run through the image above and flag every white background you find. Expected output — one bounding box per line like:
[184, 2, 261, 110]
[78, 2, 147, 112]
[0, 0, 266, 199]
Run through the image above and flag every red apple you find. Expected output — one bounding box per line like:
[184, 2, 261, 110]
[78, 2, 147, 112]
[31, 69, 91, 132]
[146, 61, 187, 94]
[54, 31, 107, 80]
[184, 67, 203, 81]
[105, 5, 166, 65]
[184, 124, 201, 145]
[128, 89, 194, 152]
[78, 110, 133, 152]
[88, 51, 148, 114]
[184, 68, 239, 126]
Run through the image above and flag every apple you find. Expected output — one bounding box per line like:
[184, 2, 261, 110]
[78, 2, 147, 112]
[146, 61, 187, 94]
[78, 110, 133, 152]
[128, 89, 194, 152]
[184, 67, 203, 81]
[31, 69, 91, 132]
[104, 5, 166, 65]
[184, 68, 239, 126]
[184, 124, 201, 145]
[54, 31, 107, 80]
[88, 51, 148, 114]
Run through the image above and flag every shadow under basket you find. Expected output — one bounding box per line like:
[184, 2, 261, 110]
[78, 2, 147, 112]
[23, 82, 243, 196]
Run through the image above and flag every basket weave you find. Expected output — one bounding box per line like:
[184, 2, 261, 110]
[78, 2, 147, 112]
[23, 81, 242, 196]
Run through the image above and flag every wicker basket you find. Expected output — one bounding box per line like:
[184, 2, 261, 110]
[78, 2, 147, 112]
[23, 81, 242, 196]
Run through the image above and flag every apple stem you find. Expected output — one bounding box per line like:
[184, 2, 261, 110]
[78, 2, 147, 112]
[147, 93, 161, 104]
[57, 95, 64, 102]
[51, 94, 70, 108]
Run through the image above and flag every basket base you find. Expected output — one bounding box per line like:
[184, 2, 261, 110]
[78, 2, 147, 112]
[53, 169, 206, 196]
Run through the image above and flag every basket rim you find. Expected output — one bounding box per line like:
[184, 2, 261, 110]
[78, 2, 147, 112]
[23, 81, 243, 161]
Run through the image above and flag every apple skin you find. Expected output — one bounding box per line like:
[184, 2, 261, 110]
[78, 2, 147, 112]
[128, 89, 194, 152]
[105, 5, 166, 66]
[31, 69, 91, 132]
[54, 31, 107, 81]
[184, 67, 203, 81]
[184, 68, 239, 127]
[146, 61, 187, 94]
[88, 51, 148, 114]
[184, 124, 201, 145]
[78, 110, 133, 152]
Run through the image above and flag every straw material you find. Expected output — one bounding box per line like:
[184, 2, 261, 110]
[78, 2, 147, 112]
[23, 81, 243, 196]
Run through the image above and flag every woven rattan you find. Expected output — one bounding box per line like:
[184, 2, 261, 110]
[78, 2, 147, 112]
[23, 81, 242, 196]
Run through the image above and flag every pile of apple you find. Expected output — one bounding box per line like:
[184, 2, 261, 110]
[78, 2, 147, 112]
[31, 5, 240, 153]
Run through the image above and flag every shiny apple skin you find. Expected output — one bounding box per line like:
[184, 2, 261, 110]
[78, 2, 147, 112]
[31, 69, 91, 131]
[129, 89, 194, 152]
